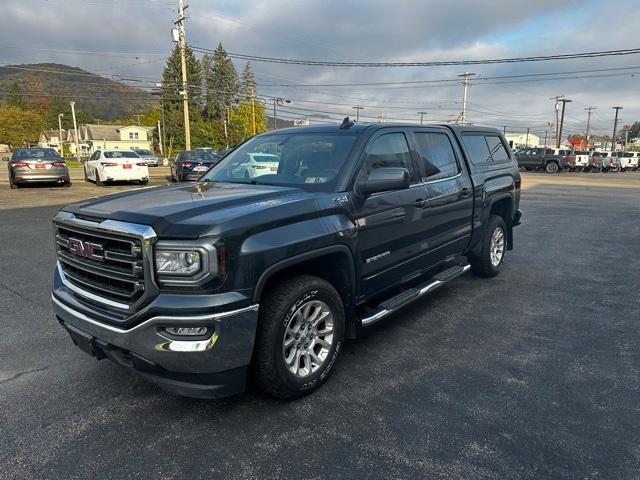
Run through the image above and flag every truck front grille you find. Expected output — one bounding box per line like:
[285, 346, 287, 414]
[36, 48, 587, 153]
[55, 224, 146, 309]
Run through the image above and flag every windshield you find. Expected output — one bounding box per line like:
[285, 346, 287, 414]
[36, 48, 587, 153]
[136, 149, 152, 156]
[103, 151, 140, 159]
[179, 150, 217, 162]
[203, 133, 358, 190]
[14, 148, 60, 159]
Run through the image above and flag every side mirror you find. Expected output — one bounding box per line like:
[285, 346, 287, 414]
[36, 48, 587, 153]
[358, 167, 410, 195]
[2, 157, 9, 162]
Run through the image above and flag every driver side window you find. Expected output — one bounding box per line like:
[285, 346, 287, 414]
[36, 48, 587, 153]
[363, 132, 413, 176]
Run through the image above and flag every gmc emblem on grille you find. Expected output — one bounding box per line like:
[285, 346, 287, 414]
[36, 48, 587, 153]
[68, 238, 105, 262]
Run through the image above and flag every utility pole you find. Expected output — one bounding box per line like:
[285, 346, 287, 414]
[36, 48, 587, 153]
[584, 106, 596, 149]
[549, 96, 564, 147]
[352, 106, 364, 122]
[557, 98, 572, 148]
[69, 101, 80, 163]
[525, 128, 530, 148]
[418, 111, 427, 125]
[134, 114, 142, 126]
[176, 0, 191, 149]
[57, 113, 64, 156]
[503, 126, 506, 135]
[611, 106, 623, 152]
[223, 120, 229, 148]
[544, 130, 548, 148]
[157, 119, 163, 156]
[458, 72, 476, 125]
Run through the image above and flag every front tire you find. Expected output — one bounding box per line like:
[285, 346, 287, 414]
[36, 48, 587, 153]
[254, 275, 345, 399]
[470, 215, 507, 278]
[545, 161, 559, 174]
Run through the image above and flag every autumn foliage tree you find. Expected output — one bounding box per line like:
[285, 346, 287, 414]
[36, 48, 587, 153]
[0, 106, 45, 146]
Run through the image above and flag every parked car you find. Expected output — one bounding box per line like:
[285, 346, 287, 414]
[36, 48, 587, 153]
[590, 152, 621, 173]
[84, 149, 149, 186]
[134, 149, 160, 167]
[171, 149, 219, 181]
[230, 152, 280, 179]
[51, 122, 522, 400]
[565, 150, 590, 172]
[515, 147, 571, 173]
[4, 148, 70, 189]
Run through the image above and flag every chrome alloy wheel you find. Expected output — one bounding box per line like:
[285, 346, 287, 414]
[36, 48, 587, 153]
[282, 300, 334, 378]
[490, 227, 505, 267]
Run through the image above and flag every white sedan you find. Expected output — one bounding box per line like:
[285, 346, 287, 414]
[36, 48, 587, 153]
[84, 149, 149, 186]
[233, 152, 280, 179]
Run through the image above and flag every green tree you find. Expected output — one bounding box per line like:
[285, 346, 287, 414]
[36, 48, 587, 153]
[228, 102, 267, 144]
[161, 45, 203, 149]
[0, 106, 45, 146]
[205, 43, 239, 120]
[5, 81, 26, 109]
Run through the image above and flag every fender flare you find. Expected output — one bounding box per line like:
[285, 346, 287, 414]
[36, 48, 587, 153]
[252, 245, 357, 304]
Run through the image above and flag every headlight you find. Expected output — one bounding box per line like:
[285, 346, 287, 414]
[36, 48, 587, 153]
[154, 242, 217, 286]
[156, 250, 201, 275]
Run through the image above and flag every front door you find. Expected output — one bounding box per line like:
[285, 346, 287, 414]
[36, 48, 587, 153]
[354, 130, 429, 298]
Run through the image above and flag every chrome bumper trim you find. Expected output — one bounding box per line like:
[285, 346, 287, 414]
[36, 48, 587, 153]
[52, 294, 259, 335]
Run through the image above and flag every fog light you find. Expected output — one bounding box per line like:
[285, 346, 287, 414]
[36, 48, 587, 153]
[165, 326, 208, 336]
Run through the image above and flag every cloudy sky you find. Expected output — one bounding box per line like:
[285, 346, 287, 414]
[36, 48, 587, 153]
[3, 0, 640, 139]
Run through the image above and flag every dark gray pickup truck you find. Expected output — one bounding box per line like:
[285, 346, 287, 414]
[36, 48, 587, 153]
[51, 120, 522, 399]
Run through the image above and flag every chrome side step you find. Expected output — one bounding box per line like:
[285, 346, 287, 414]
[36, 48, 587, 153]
[360, 264, 471, 327]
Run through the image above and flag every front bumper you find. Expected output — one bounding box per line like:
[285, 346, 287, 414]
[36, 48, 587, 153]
[52, 294, 259, 399]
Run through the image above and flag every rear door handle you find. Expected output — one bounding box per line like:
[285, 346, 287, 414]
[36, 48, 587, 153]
[414, 198, 427, 208]
[460, 188, 471, 198]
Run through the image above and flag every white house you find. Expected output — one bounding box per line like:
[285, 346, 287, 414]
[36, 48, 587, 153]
[78, 124, 155, 153]
[38, 129, 67, 150]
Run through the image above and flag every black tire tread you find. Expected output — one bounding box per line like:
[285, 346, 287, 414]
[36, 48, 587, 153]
[470, 215, 507, 278]
[254, 274, 343, 399]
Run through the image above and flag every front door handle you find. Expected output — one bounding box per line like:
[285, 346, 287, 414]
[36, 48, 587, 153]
[414, 198, 427, 208]
[460, 188, 471, 198]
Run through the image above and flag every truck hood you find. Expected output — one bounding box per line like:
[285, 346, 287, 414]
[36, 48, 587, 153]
[63, 181, 327, 238]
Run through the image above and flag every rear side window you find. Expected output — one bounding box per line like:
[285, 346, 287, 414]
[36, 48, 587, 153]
[461, 135, 492, 165]
[364, 132, 413, 174]
[414, 132, 460, 181]
[485, 136, 510, 163]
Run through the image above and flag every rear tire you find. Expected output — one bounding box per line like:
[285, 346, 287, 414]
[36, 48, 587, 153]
[254, 275, 345, 399]
[9, 174, 18, 189]
[470, 215, 507, 278]
[96, 170, 104, 186]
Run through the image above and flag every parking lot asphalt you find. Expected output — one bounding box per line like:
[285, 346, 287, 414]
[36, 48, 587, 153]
[1, 175, 639, 479]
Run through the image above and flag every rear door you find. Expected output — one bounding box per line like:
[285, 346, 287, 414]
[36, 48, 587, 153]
[355, 129, 429, 297]
[411, 128, 474, 262]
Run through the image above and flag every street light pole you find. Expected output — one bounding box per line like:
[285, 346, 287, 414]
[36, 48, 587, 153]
[272, 97, 290, 130]
[584, 106, 596, 150]
[352, 106, 364, 122]
[417, 111, 427, 125]
[57, 113, 64, 156]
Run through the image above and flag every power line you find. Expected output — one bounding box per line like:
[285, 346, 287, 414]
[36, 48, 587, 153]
[191, 45, 640, 67]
